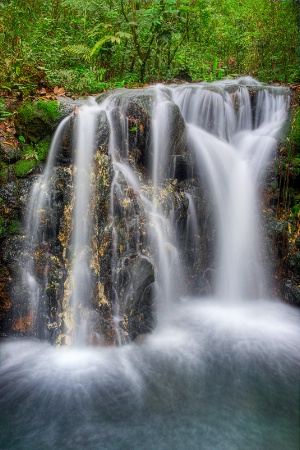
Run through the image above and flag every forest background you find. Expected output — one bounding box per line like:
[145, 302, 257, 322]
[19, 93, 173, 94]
[0, 0, 299, 95]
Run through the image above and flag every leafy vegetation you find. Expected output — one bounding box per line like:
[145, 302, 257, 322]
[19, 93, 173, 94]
[0, 98, 13, 121]
[22, 137, 51, 162]
[0, 0, 298, 94]
[272, 88, 300, 281]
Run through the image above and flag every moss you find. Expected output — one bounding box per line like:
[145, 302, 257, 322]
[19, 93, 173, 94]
[14, 159, 36, 177]
[0, 215, 4, 235]
[22, 137, 51, 163]
[18, 100, 60, 124]
[7, 219, 21, 235]
[16, 99, 62, 142]
[35, 137, 51, 161]
[0, 162, 9, 185]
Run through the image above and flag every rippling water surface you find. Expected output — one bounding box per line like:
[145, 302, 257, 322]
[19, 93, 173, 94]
[1, 298, 299, 450]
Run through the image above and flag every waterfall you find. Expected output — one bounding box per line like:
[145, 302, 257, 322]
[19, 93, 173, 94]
[2, 78, 299, 450]
[19, 77, 289, 345]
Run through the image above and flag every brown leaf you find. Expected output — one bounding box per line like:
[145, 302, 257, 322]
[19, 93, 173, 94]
[2, 141, 15, 147]
[54, 86, 65, 96]
[38, 88, 47, 95]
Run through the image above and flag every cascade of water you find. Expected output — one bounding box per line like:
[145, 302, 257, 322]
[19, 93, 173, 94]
[106, 95, 145, 344]
[149, 85, 184, 304]
[172, 81, 289, 299]
[171, 84, 236, 140]
[22, 115, 71, 338]
[71, 100, 100, 345]
[20, 77, 290, 345]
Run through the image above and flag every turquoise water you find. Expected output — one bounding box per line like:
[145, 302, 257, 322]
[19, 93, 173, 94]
[0, 299, 299, 450]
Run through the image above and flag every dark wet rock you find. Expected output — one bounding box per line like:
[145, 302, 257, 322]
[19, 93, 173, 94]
[0, 141, 21, 163]
[190, 276, 211, 296]
[280, 279, 300, 306]
[0, 181, 19, 210]
[170, 154, 192, 181]
[1, 235, 25, 270]
[168, 102, 187, 157]
[55, 116, 74, 166]
[173, 70, 192, 83]
[95, 110, 109, 149]
[288, 252, 300, 274]
[116, 254, 156, 341]
[0, 235, 31, 329]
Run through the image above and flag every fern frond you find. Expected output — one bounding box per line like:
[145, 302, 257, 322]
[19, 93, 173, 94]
[90, 36, 113, 57]
[62, 45, 91, 62]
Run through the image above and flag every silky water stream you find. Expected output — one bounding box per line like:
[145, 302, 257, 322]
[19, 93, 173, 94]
[0, 78, 299, 450]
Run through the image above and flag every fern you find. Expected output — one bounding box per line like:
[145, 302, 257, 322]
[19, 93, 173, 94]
[90, 32, 132, 57]
[90, 36, 115, 57]
[62, 45, 91, 62]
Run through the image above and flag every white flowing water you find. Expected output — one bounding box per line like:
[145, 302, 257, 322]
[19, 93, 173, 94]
[150, 85, 183, 304]
[171, 80, 289, 299]
[1, 79, 298, 450]
[22, 115, 71, 338]
[72, 100, 100, 344]
[0, 299, 299, 450]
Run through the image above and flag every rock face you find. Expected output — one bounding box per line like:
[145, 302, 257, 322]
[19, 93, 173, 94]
[0, 81, 297, 346]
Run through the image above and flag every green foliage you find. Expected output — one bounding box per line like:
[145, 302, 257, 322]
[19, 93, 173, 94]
[0, 0, 298, 91]
[22, 137, 50, 163]
[0, 98, 13, 121]
[289, 109, 300, 151]
[14, 159, 36, 178]
[276, 99, 300, 238]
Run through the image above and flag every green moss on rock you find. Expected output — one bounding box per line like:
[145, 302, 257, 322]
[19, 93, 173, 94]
[0, 215, 4, 235]
[14, 159, 36, 177]
[7, 219, 21, 235]
[16, 100, 62, 142]
[18, 100, 60, 123]
[21, 137, 51, 163]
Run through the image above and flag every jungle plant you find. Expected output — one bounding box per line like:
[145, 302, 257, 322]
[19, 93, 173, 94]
[0, 98, 12, 122]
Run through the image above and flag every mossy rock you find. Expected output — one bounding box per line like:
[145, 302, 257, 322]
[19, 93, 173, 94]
[14, 159, 37, 178]
[21, 137, 51, 163]
[16, 99, 62, 142]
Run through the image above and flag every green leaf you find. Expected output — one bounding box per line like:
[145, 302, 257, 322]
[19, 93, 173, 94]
[130, 126, 137, 132]
[90, 36, 113, 57]
[19, 135, 26, 143]
[116, 32, 132, 39]
[213, 57, 218, 73]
